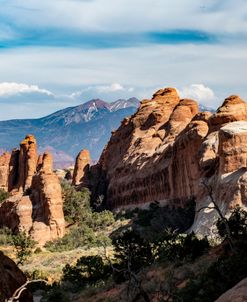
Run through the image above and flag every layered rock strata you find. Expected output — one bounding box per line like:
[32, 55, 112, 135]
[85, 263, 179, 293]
[0, 135, 65, 245]
[91, 88, 247, 234]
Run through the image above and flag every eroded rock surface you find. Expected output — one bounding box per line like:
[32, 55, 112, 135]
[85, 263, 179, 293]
[0, 136, 65, 245]
[91, 88, 247, 235]
[72, 149, 90, 186]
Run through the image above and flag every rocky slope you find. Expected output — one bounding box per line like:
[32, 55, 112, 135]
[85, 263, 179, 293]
[88, 88, 247, 235]
[0, 98, 139, 167]
[0, 135, 65, 245]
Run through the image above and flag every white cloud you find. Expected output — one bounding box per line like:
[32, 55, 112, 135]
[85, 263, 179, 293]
[0, 44, 246, 108]
[180, 84, 217, 107]
[70, 83, 133, 99]
[0, 82, 53, 97]
[2, 0, 247, 36]
[95, 83, 124, 93]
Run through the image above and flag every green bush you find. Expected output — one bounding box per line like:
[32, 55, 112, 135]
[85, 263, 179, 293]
[45, 224, 111, 252]
[12, 231, 36, 264]
[45, 182, 114, 252]
[63, 255, 111, 288]
[174, 209, 247, 301]
[132, 201, 195, 242]
[0, 189, 9, 203]
[61, 181, 91, 224]
[112, 228, 154, 274]
[0, 227, 13, 245]
[217, 207, 247, 240]
[41, 286, 70, 302]
[88, 210, 115, 231]
[175, 240, 247, 302]
[157, 231, 210, 262]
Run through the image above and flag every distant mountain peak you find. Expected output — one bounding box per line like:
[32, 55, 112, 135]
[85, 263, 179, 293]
[79, 99, 110, 111]
[0, 96, 140, 167]
[109, 97, 140, 112]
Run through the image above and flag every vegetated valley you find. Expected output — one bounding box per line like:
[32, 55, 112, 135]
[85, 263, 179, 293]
[1, 87, 247, 302]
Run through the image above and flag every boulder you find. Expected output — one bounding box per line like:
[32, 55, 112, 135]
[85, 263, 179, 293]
[0, 251, 33, 302]
[215, 278, 247, 302]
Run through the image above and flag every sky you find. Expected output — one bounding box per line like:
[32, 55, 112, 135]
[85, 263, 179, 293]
[0, 0, 247, 120]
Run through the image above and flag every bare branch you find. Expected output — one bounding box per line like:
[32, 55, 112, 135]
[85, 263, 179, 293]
[200, 180, 235, 252]
[5, 279, 48, 302]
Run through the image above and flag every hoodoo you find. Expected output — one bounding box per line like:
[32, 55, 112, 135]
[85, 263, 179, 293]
[72, 149, 91, 186]
[0, 135, 65, 245]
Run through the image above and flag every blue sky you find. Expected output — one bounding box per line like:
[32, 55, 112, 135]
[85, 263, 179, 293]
[0, 0, 247, 119]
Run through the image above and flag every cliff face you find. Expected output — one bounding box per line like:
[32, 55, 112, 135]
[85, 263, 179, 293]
[0, 251, 33, 302]
[0, 135, 65, 245]
[91, 88, 247, 234]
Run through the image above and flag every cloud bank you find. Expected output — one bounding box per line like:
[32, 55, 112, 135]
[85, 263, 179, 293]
[0, 82, 53, 97]
[0, 0, 245, 119]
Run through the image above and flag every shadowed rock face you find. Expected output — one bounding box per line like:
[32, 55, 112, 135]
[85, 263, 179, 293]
[0, 136, 65, 245]
[90, 88, 247, 235]
[0, 251, 33, 302]
[215, 278, 247, 302]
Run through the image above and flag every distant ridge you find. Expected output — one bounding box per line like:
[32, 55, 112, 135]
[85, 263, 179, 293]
[0, 98, 140, 167]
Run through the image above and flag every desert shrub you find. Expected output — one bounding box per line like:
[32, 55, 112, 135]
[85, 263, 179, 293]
[175, 240, 247, 302]
[34, 247, 42, 254]
[63, 255, 111, 288]
[115, 208, 139, 220]
[175, 210, 247, 301]
[41, 285, 70, 302]
[217, 207, 247, 241]
[0, 227, 13, 245]
[62, 180, 115, 226]
[112, 228, 154, 275]
[0, 189, 9, 203]
[62, 181, 91, 224]
[87, 210, 115, 231]
[157, 231, 210, 262]
[45, 224, 111, 252]
[46, 182, 114, 251]
[133, 201, 195, 241]
[12, 231, 36, 264]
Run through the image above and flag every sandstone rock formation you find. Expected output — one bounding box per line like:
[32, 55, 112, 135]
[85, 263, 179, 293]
[90, 88, 247, 235]
[0, 152, 11, 191]
[0, 251, 33, 302]
[215, 278, 247, 302]
[72, 149, 90, 186]
[18, 135, 38, 192]
[0, 136, 65, 245]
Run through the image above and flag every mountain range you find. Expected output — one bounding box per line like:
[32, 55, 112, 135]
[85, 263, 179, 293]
[0, 97, 214, 167]
[0, 98, 140, 167]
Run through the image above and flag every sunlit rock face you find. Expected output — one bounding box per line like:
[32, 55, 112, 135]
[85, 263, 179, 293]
[90, 88, 247, 235]
[0, 135, 65, 246]
[72, 149, 91, 186]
